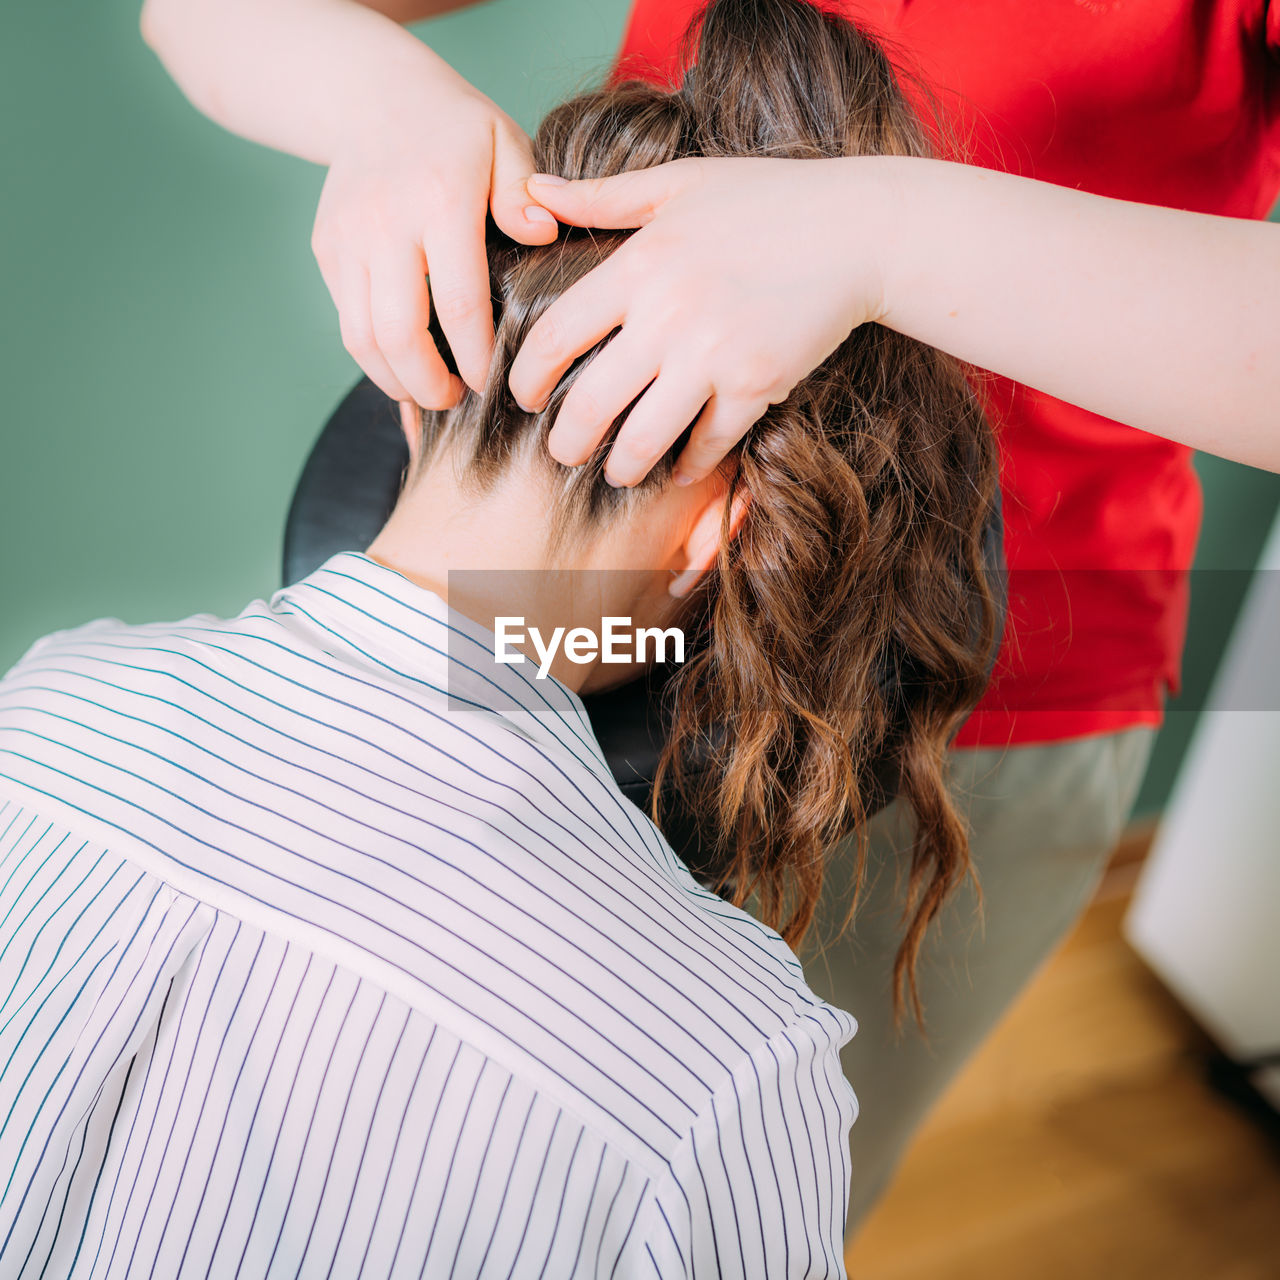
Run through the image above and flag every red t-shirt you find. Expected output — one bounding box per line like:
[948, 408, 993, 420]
[615, 0, 1280, 746]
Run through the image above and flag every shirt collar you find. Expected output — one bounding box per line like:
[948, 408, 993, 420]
[273, 552, 610, 778]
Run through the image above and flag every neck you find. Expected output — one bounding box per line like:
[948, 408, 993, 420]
[365, 454, 668, 693]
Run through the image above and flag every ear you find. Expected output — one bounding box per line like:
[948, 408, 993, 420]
[668, 485, 750, 599]
[399, 401, 423, 469]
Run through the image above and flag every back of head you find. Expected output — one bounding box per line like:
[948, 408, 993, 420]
[412, 0, 999, 1021]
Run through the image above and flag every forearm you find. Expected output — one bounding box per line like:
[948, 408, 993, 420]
[863, 157, 1280, 471]
[140, 0, 469, 165]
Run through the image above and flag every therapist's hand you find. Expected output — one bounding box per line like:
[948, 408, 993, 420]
[508, 156, 892, 487]
[312, 64, 559, 408]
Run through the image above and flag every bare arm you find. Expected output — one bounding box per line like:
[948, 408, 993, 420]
[875, 158, 1280, 472]
[139, 0, 482, 165]
[140, 0, 556, 403]
[509, 156, 1280, 483]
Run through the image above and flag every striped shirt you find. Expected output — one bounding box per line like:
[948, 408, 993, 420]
[0, 551, 856, 1279]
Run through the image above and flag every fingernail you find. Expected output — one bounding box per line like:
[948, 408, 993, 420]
[673, 469, 694, 487]
[524, 205, 556, 224]
[528, 173, 568, 187]
[604, 472, 625, 489]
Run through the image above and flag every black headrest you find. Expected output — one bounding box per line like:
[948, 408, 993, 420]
[284, 378, 1004, 879]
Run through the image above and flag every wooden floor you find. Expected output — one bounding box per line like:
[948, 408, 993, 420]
[845, 825, 1280, 1280]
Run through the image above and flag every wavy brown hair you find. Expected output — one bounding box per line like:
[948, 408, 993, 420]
[410, 0, 1000, 1023]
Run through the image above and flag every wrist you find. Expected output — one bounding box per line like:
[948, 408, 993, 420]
[318, 14, 466, 163]
[827, 154, 918, 328]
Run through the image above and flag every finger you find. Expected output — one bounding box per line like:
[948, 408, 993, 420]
[489, 120, 561, 247]
[603, 368, 715, 489]
[508, 261, 626, 412]
[672, 393, 767, 486]
[526, 161, 692, 229]
[545, 333, 658, 467]
[368, 241, 464, 410]
[422, 193, 495, 394]
[333, 258, 413, 403]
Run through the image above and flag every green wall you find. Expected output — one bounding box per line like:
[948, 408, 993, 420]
[1, 0, 1276, 813]
[0, 0, 630, 664]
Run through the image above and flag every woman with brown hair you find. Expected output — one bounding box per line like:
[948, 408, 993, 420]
[140, 0, 1279, 1241]
[0, 5, 998, 1274]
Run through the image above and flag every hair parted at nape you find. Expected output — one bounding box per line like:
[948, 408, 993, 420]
[410, 0, 1000, 1025]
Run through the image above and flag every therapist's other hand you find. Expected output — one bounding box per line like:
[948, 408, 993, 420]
[312, 68, 558, 408]
[508, 156, 889, 487]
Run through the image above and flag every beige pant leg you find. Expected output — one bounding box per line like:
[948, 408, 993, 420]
[802, 728, 1156, 1231]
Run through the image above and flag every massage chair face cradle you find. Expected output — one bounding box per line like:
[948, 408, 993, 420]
[285, 379, 1005, 880]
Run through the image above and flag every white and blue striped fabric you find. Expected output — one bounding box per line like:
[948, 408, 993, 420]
[0, 552, 856, 1279]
